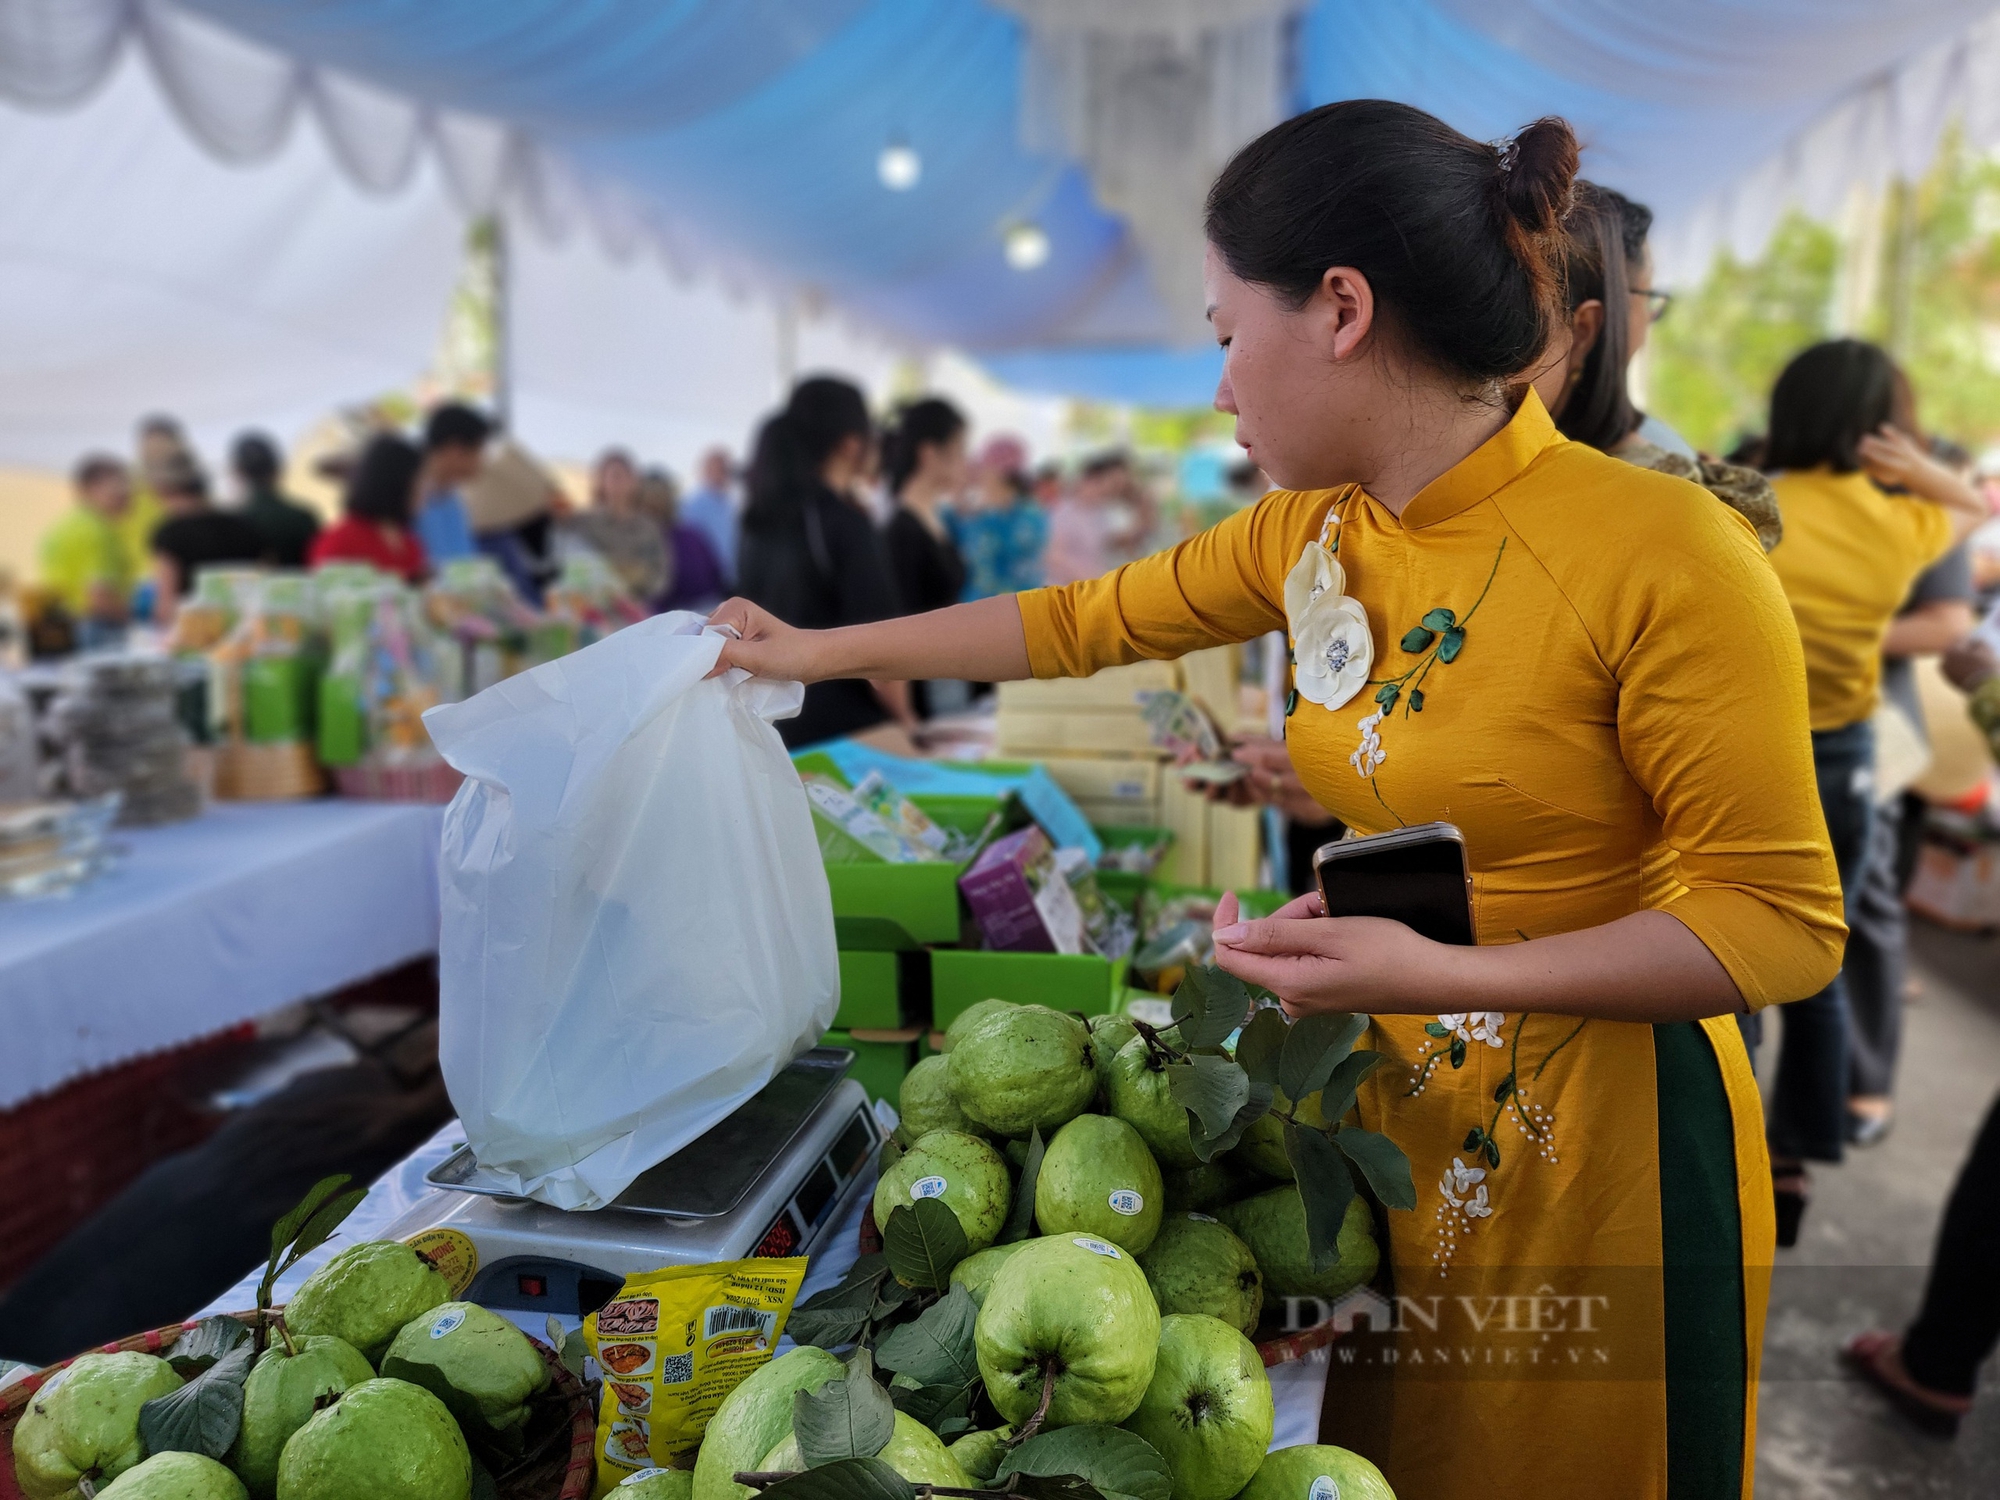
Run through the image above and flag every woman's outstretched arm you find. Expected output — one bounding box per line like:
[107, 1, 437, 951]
[709, 595, 1032, 684]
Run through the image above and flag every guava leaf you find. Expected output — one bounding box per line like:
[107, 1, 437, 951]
[279, 1186, 369, 1276]
[743, 1456, 917, 1500]
[167, 1315, 249, 1377]
[997, 1127, 1045, 1245]
[1166, 1054, 1250, 1143]
[1334, 1127, 1418, 1211]
[1284, 1124, 1356, 1274]
[1232, 1007, 1287, 1087]
[1188, 1081, 1272, 1163]
[882, 1198, 969, 1290]
[1315, 1049, 1386, 1125]
[875, 1284, 979, 1387]
[999, 1424, 1172, 1500]
[139, 1344, 252, 1461]
[470, 1457, 502, 1500]
[1278, 1012, 1367, 1104]
[998, 1479, 1112, 1500]
[789, 1257, 893, 1349]
[793, 1360, 896, 1466]
[1169, 966, 1253, 1049]
[262, 1174, 353, 1300]
[889, 1377, 978, 1435]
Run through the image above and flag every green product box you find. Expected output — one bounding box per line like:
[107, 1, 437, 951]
[244, 655, 318, 744]
[819, 789, 1018, 945]
[834, 949, 935, 1031]
[929, 951, 1128, 1030]
[317, 671, 365, 768]
[824, 1027, 918, 1104]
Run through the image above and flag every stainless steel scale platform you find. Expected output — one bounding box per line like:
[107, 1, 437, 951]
[380, 1048, 880, 1317]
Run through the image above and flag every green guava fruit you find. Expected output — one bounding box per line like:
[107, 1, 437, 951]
[945, 1426, 1014, 1482]
[11, 1350, 184, 1500]
[1233, 1089, 1326, 1180]
[230, 1336, 374, 1499]
[949, 1242, 1027, 1306]
[1237, 1444, 1397, 1500]
[380, 1302, 549, 1439]
[282, 1241, 452, 1364]
[1234, 1114, 1291, 1180]
[947, 1007, 1096, 1139]
[974, 1233, 1160, 1427]
[1087, 1015, 1139, 1090]
[898, 1055, 987, 1141]
[1217, 1188, 1378, 1300]
[1103, 1036, 1199, 1168]
[94, 1451, 246, 1499]
[941, 999, 1015, 1052]
[609, 1470, 694, 1499]
[1139, 1213, 1265, 1334]
[1035, 1114, 1163, 1255]
[873, 1130, 1012, 1253]
[1120, 1314, 1274, 1500]
[1162, 1160, 1242, 1214]
[689, 1346, 844, 1500]
[274, 1378, 471, 1500]
[759, 1411, 970, 1488]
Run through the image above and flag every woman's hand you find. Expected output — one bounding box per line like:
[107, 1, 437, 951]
[706, 598, 833, 681]
[1208, 890, 1442, 1016]
[1190, 737, 1340, 825]
[1857, 425, 1991, 539]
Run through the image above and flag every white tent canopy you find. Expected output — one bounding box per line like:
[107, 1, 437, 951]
[4, 0, 2000, 472]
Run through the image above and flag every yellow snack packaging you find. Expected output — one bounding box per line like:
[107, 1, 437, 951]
[584, 1258, 809, 1494]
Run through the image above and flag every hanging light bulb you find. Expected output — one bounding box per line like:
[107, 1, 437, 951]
[877, 139, 921, 191]
[1004, 222, 1051, 270]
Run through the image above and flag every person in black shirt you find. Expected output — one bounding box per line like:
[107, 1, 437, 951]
[736, 377, 910, 747]
[880, 398, 971, 719]
[149, 453, 267, 620]
[231, 432, 320, 568]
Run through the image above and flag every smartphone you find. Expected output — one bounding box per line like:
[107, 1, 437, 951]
[1313, 822, 1475, 946]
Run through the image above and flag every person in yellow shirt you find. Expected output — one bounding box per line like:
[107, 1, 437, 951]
[38, 454, 134, 646]
[711, 102, 1841, 1500]
[1759, 341, 1988, 1245]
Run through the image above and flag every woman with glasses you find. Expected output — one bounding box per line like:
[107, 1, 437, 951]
[1527, 183, 1781, 548]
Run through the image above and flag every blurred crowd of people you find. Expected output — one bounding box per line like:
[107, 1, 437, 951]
[32, 389, 1192, 684]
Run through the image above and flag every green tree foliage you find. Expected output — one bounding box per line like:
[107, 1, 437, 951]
[1652, 130, 2000, 455]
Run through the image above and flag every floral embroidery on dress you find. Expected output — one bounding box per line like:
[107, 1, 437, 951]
[1405, 994, 1589, 1274]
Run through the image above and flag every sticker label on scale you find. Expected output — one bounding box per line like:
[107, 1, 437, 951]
[1072, 1236, 1123, 1259]
[910, 1175, 950, 1200]
[1108, 1190, 1145, 1216]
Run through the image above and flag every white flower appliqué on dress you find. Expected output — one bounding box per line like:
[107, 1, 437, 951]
[1285, 541, 1372, 712]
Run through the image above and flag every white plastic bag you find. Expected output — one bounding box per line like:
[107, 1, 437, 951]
[424, 612, 838, 1211]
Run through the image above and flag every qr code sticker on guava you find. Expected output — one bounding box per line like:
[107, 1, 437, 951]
[659, 1353, 694, 1386]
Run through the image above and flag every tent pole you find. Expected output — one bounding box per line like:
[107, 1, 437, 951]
[492, 213, 511, 430]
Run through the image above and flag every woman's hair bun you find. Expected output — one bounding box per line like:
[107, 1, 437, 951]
[1498, 117, 1580, 235]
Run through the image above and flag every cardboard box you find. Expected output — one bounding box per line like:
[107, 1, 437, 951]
[824, 1027, 920, 1104]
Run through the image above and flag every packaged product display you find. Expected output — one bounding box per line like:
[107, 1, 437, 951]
[959, 826, 1088, 954]
[581, 1258, 809, 1479]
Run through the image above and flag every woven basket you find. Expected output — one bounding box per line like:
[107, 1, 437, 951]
[0, 1311, 595, 1500]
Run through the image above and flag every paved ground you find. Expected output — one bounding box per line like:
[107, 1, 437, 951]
[1751, 921, 2000, 1497]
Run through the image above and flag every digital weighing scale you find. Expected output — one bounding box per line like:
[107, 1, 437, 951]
[379, 1048, 881, 1318]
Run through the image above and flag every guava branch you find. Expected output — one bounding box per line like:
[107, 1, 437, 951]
[1009, 1362, 1062, 1446]
[735, 1474, 1027, 1498]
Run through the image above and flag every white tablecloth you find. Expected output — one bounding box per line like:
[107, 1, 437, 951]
[0, 800, 444, 1108]
[196, 1120, 1330, 1449]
